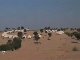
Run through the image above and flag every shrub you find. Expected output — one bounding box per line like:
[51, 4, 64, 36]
[72, 47, 78, 51]
[12, 38, 21, 50]
[34, 35, 40, 41]
[21, 26, 24, 29]
[40, 29, 43, 33]
[0, 44, 8, 51]
[65, 32, 71, 37]
[33, 31, 38, 36]
[17, 27, 20, 30]
[17, 32, 23, 38]
[48, 33, 52, 37]
[72, 32, 80, 40]
[0, 38, 22, 51]
[24, 29, 27, 32]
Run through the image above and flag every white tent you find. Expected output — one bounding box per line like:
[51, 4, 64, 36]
[56, 31, 64, 35]
[13, 35, 18, 38]
[38, 34, 42, 38]
[23, 35, 27, 38]
[8, 35, 13, 38]
[2, 51, 6, 54]
[28, 35, 32, 39]
[52, 30, 55, 32]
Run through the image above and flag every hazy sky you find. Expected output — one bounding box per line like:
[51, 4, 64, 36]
[0, 0, 80, 30]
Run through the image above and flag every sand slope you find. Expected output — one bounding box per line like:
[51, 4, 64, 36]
[0, 31, 80, 60]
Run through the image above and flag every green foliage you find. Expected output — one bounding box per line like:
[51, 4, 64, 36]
[17, 27, 20, 30]
[33, 31, 38, 36]
[12, 38, 22, 50]
[17, 32, 23, 38]
[24, 29, 27, 32]
[48, 26, 50, 30]
[21, 26, 24, 29]
[77, 28, 80, 32]
[48, 33, 52, 37]
[74, 33, 80, 40]
[34, 35, 40, 41]
[40, 29, 43, 33]
[0, 44, 8, 51]
[44, 27, 48, 30]
[0, 38, 22, 51]
[72, 47, 78, 51]
[65, 32, 71, 37]
[5, 27, 9, 30]
[65, 32, 80, 40]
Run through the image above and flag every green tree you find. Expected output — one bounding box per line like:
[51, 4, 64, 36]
[17, 32, 23, 38]
[5, 27, 9, 31]
[33, 31, 38, 36]
[48, 33, 52, 40]
[21, 26, 24, 29]
[44, 27, 48, 30]
[0, 44, 7, 51]
[17, 27, 20, 30]
[13, 38, 22, 50]
[48, 26, 50, 30]
[24, 29, 27, 32]
[40, 29, 43, 33]
[34, 35, 40, 44]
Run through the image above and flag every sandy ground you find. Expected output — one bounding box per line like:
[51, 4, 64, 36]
[0, 30, 80, 60]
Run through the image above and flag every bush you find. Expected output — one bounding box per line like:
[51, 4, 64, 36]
[21, 26, 24, 29]
[65, 32, 71, 37]
[34, 35, 40, 41]
[33, 31, 38, 36]
[17, 27, 20, 30]
[72, 47, 78, 51]
[17, 32, 23, 38]
[0, 38, 22, 51]
[48, 33, 52, 37]
[24, 29, 27, 32]
[72, 32, 80, 40]
[0, 44, 8, 51]
[40, 29, 43, 33]
[12, 38, 21, 50]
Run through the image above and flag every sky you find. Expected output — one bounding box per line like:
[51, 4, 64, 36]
[0, 0, 80, 30]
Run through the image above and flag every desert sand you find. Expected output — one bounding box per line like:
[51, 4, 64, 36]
[0, 30, 80, 60]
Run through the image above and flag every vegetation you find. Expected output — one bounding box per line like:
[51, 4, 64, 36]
[40, 29, 43, 33]
[5, 27, 9, 31]
[0, 38, 22, 51]
[33, 31, 38, 36]
[33, 31, 41, 44]
[48, 33, 52, 40]
[72, 46, 78, 51]
[17, 27, 20, 30]
[21, 26, 24, 29]
[24, 29, 27, 32]
[65, 32, 73, 37]
[17, 32, 23, 39]
[34, 35, 40, 42]
[77, 28, 80, 32]
[65, 32, 80, 40]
